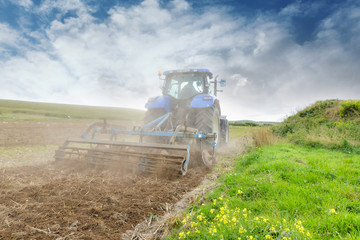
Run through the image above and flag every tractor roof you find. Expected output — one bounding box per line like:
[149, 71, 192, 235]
[163, 68, 212, 76]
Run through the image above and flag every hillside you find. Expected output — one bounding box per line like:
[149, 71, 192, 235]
[0, 99, 144, 121]
[273, 99, 360, 150]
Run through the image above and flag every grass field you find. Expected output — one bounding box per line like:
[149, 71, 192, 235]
[0, 99, 144, 121]
[169, 140, 360, 239]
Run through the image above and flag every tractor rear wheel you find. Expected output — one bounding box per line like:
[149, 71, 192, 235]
[191, 105, 220, 167]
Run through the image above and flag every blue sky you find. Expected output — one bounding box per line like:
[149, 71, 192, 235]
[0, 0, 359, 121]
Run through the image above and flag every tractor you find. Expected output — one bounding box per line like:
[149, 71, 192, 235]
[144, 68, 229, 166]
[55, 68, 229, 176]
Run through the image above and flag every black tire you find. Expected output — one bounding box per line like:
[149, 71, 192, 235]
[189, 105, 220, 167]
[192, 105, 220, 145]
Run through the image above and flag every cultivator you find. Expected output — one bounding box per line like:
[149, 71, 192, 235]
[55, 113, 216, 176]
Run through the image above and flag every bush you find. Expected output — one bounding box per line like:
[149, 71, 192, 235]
[338, 100, 360, 119]
[251, 127, 277, 147]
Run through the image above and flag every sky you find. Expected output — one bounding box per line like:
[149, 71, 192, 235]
[0, 0, 359, 121]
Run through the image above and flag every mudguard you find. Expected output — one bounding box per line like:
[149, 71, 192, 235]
[190, 94, 216, 108]
[145, 95, 171, 112]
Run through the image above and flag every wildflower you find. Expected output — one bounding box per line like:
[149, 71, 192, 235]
[219, 196, 223, 201]
[210, 209, 215, 214]
[307, 232, 311, 237]
[263, 218, 268, 223]
[243, 208, 247, 212]
[243, 213, 247, 218]
[254, 217, 259, 221]
[283, 219, 286, 223]
[239, 227, 246, 233]
[265, 235, 272, 239]
[284, 228, 290, 231]
[329, 208, 337, 214]
[238, 189, 243, 194]
[270, 226, 275, 231]
[178, 231, 185, 239]
[181, 218, 186, 224]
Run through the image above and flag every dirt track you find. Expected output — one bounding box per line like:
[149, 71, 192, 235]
[0, 121, 211, 239]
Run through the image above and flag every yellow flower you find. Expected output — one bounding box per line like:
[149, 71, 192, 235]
[243, 208, 247, 212]
[210, 209, 215, 214]
[329, 208, 337, 214]
[179, 231, 185, 239]
[284, 228, 290, 231]
[283, 219, 286, 223]
[239, 227, 245, 233]
[270, 226, 275, 231]
[243, 213, 247, 218]
[254, 217, 259, 221]
[219, 196, 223, 201]
[238, 189, 243, 194]
[263, 218, 268, 223]
[307, 232, 311, 237]
[265, 235, 272, 239]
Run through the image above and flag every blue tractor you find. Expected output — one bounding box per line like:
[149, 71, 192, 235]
[144, 68, 229, 166]
[55, 69, 229, 176]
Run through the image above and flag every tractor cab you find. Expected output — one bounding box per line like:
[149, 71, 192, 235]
[162, 69, 213, 100]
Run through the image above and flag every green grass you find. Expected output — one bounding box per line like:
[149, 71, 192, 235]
[168, 143, 360, 239]
[230, 127, 258, 139]
[0, 99, 144, 121]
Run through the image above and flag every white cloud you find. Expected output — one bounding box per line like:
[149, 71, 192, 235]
[10, 0, 33, 9]
[0, 0, 359, 121]
[0, 23, 19, 45]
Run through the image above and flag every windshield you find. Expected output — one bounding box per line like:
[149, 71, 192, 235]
[164, 74, 204, 99]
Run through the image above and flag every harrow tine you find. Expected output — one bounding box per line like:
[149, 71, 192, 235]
[55, 138, 189, 176]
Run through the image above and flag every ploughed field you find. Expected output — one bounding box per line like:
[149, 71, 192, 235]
[0, 121, 209, 239]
